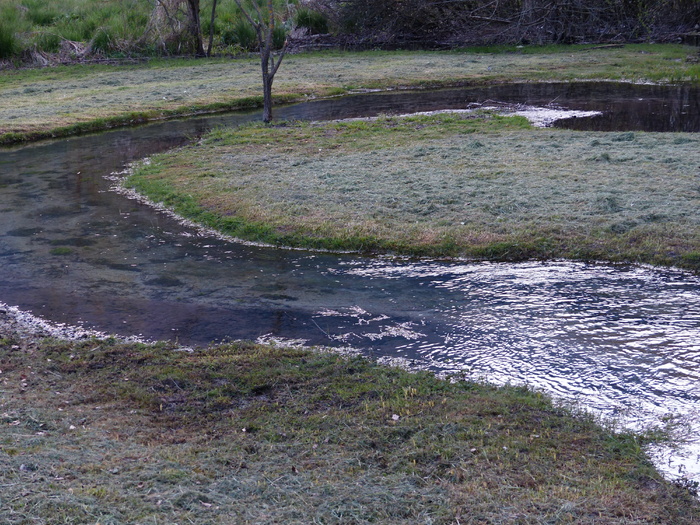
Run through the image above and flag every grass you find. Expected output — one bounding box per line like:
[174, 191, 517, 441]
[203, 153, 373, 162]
[126, 113, 700, 271]
[1, 44, 699, 144]
[0, 0, 152, 56]
[1, 334, 699, 523]
[0, 0, 294, 59]
[2, 43, 700, 523]
[49, 246, 73, 255]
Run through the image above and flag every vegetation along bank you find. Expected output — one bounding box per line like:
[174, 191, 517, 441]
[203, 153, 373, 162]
[1, 0, 698, 63]
[1, 328, 699, 523]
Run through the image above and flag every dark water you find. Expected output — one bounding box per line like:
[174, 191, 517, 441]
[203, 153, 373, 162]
[1, 82, 699, 481]
[289, 82, 700, 132]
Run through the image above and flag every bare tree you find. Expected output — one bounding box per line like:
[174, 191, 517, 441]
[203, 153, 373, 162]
[232, 0, 288, 122]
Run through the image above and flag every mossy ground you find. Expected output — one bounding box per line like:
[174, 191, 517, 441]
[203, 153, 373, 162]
[127, 114, 700, 271]
[1, 335, 699, 524]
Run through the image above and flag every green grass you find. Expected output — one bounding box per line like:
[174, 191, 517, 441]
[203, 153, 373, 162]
[126, 114, 700, 271]
[2, 44, 698, 144]
[0, 0, 152, 56]
[0, 0, 294, 59]
[1, 334, 698, 523]
[49, 246, 73, 255]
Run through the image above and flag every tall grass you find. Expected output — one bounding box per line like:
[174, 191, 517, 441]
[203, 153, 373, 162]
[222, 18, 257, 50]
[0, 3, 28, 59]
[22, 0, 62, 26]
[0, 0, 292, 60]
[216, 0, 293, 52]
[0, 23, 19, 59]
[295, 7, 329, 34]
[0, 0, 152, 57]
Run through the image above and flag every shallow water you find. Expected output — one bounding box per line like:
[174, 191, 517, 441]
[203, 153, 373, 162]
[1, 82, 699, 482]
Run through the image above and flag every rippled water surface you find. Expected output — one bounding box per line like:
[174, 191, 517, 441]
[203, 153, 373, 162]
[1, 83, 699, 482]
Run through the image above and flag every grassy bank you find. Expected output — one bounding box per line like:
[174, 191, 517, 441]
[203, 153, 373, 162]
[126, 113, 700, 271]
[2, 44, 699, 144]
[1, 333, 699, 524]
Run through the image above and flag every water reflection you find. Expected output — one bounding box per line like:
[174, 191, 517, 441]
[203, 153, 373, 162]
[1, 83, 700, 483]
[285, 82, 700, 132]
[547, 83, 700, 132]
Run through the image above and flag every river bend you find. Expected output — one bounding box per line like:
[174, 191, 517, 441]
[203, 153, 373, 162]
[1, 82, 699, 482]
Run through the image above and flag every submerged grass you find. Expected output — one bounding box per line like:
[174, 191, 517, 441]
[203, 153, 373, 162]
[1, 334, 699, 523]
[127, 113, 700, 271]
[2, 44, 699, 144]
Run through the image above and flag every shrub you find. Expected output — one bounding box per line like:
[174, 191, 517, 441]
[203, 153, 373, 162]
[294, 7, 328, 34]
[0, 25, 18, 59]
[0, 5, 23, 59]
[22, 0, 60, 26]
[272, 25, 286, 49]
[91, 27, 112, 53]
[222, 18, 257, 50]
[54, 14, 95, 42]
[34, 31, 62, 53]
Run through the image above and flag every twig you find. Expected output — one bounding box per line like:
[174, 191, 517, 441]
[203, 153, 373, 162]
[311, 319, 332, 339]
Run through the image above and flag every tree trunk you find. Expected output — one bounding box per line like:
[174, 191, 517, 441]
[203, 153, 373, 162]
[262, 76, 273, 123]
[233, 0, 287, 122]
[186, 0, 205, 56]
[261, 45, 273, 122]
[207, 0, 218, 56]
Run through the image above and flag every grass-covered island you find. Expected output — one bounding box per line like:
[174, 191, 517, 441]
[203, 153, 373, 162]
[127, 112, 700, 271]
[1, 332, 699, 524]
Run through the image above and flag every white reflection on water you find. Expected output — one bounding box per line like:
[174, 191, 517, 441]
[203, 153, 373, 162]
[320, 259, 700, 483]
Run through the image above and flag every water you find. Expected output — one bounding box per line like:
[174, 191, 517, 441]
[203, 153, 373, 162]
[1, 82, 699, 483]
[288, 82, 700, 132]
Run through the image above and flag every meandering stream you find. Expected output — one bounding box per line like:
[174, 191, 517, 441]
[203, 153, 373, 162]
[1, 82, 699, 483]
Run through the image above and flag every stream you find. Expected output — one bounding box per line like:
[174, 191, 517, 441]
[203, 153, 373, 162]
[1, 82, 699, 484]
